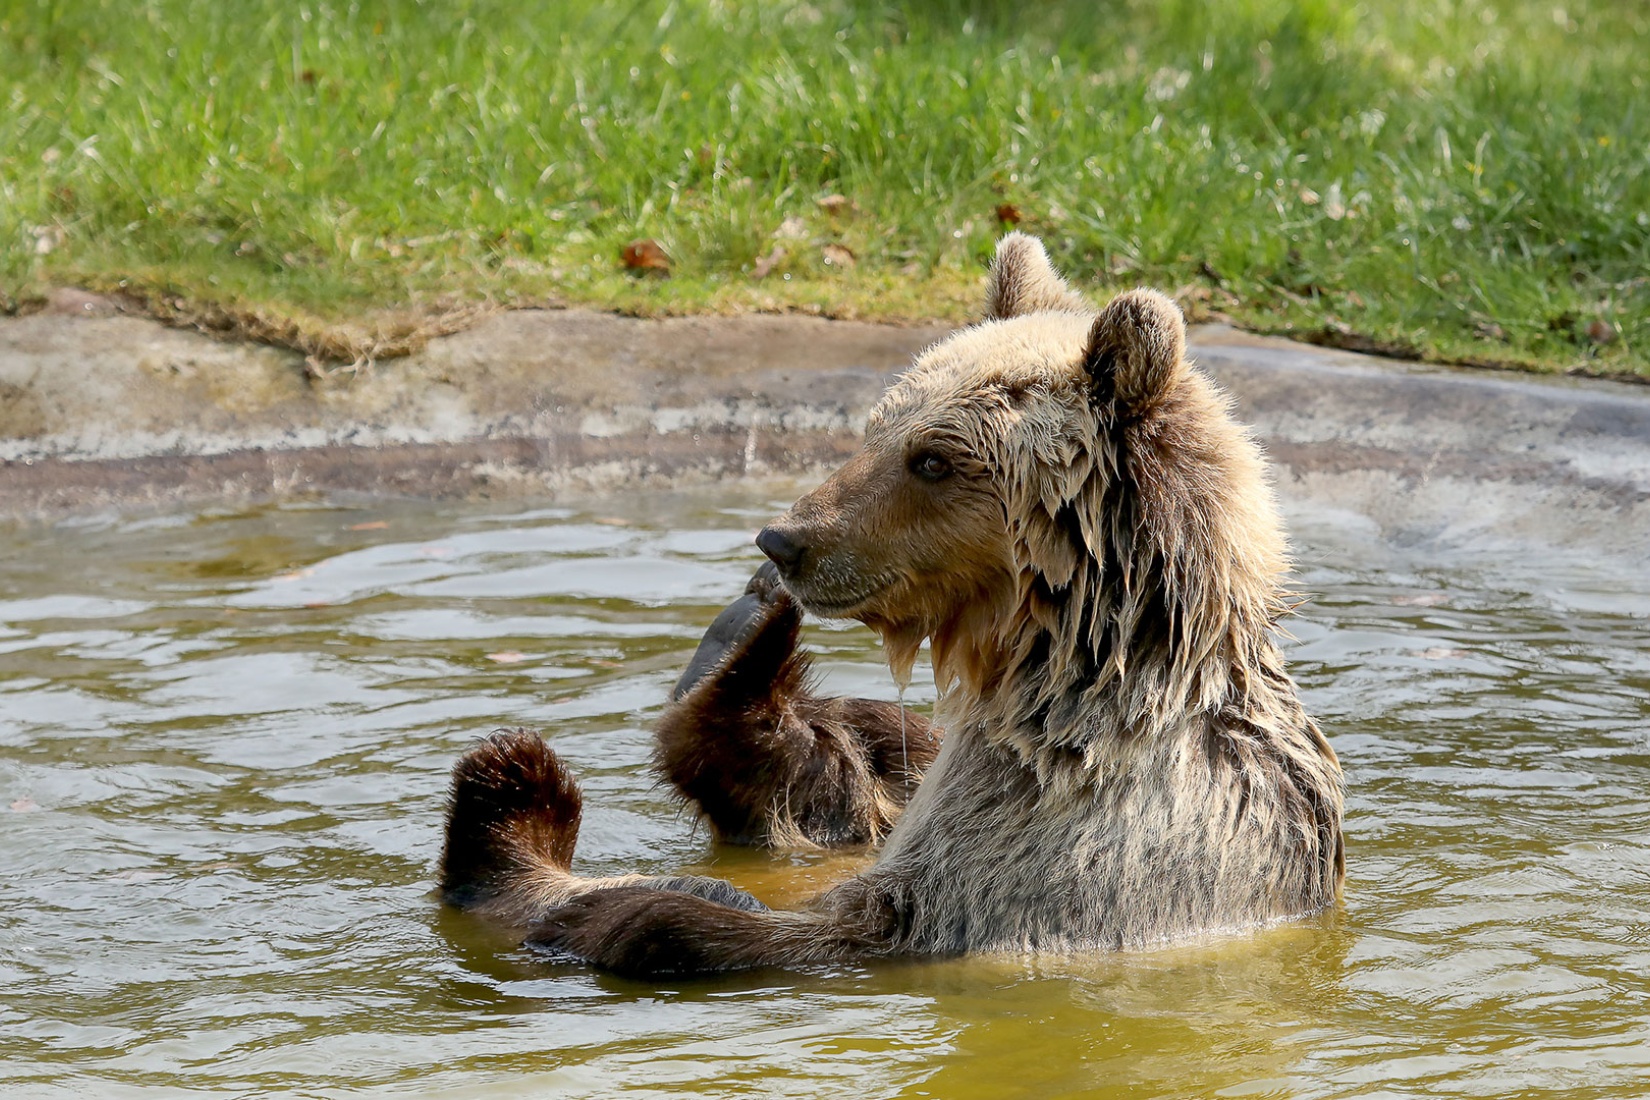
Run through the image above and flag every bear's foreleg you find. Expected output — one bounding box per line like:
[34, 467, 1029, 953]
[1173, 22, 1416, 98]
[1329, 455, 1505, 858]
[525, 880, 896, 978]
[440, 729, 763, 926]
[656, 564, 940, 848]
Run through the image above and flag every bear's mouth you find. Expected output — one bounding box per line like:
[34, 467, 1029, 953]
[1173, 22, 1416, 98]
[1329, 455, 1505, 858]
[783, 571, 901, 621]
[785, 587, 880, 620]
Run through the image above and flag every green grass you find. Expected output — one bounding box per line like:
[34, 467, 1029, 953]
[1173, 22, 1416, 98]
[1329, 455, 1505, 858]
[1, 0, 1646, 377]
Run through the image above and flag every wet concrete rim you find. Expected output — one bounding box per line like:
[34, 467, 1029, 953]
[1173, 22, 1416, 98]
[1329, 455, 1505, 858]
[2, 308, 1647, 566]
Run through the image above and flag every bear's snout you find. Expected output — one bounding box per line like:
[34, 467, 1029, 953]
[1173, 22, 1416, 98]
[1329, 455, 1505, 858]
[755, 525, 806, 575]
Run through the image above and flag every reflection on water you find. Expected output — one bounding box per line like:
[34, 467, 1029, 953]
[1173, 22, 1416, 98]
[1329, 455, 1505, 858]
[1, 490, 1646, 1098]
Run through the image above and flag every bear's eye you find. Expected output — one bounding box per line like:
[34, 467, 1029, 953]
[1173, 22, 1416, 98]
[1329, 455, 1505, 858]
[909, 451, 953, 482]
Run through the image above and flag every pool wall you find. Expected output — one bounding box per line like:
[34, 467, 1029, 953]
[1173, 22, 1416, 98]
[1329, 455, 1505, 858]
[3, 307, 1647, 562]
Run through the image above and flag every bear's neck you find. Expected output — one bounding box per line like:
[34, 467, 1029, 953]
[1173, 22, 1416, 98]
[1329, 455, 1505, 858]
[951, 545, 1285, 785]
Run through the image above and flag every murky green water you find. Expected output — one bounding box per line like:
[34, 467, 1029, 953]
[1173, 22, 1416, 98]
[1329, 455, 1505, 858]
[2, 488, 1647, 1099]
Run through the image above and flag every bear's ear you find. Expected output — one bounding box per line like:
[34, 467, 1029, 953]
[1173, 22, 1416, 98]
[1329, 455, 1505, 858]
[983, 233, 1089, 320]
[1081, 288, 1188, 415]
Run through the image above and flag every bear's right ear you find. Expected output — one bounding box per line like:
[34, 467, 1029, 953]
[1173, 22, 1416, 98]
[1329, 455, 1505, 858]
[1082, 289, 1188, 416]
[983, 233, 1089, 320]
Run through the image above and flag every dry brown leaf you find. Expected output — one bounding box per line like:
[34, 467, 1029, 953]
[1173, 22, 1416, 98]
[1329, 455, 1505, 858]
[822, 243, 856, 269]
[1587, 319, 1617, 345]
[751, 245, 786, 279]
[773, 216, 809, 241]
[995, 202, 1023, 225]
[621, 238, 671, 273]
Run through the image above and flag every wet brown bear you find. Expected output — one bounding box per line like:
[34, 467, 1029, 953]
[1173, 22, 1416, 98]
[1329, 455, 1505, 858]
[438, 233, 1345, 976]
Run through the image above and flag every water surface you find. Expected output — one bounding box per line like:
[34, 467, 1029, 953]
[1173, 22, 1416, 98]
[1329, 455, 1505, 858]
[2, 489, 1647, 1098]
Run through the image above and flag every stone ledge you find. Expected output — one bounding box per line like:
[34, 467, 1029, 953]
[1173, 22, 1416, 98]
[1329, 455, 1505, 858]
[3, 309, 1648, 566]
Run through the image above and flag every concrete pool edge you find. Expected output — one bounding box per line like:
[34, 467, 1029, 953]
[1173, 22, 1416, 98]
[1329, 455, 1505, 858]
[3, 308, 1648, 563]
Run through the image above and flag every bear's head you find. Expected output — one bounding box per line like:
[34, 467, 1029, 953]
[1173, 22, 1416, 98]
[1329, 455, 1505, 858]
[758, 234, 1288, 744]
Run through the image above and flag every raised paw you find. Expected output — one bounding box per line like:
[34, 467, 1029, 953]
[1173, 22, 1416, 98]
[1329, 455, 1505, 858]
[526, 885, 765, 978]
[439, 728, 582, 907]
[670, 562, 799, 701]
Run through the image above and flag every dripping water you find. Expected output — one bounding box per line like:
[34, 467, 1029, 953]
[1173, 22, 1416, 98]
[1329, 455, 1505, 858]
[898, 683, 909, 786]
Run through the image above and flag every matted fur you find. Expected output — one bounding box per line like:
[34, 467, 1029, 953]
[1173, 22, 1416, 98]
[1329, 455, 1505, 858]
[654, 562, 938, 848]
[440, 729, 764, 928]
[446, 234, 1345, 975]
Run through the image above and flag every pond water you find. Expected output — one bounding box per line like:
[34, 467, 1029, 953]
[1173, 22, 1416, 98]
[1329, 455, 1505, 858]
[2, 487, 1647, 1099]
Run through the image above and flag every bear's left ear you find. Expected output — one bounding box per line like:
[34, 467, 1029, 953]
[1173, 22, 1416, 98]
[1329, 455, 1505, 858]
[984, 233, 1089, 320]
[1082, 288, 1187, 416]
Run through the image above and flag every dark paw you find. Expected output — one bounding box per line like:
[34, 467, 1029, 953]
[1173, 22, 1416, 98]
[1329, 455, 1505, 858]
[671, 563, 796, 701]
[439, 729, 583, 906]
[744, 559, 784, 603]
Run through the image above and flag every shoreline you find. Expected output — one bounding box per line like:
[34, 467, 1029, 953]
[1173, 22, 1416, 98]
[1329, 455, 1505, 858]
[3, 306, 1648, 567]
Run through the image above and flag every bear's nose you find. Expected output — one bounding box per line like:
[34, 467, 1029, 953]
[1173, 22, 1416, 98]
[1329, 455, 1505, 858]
[755, 526, 805, 575]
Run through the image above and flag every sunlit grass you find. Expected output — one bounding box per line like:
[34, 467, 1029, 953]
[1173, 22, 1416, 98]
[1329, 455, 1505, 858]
[1, 0, 1645, 375]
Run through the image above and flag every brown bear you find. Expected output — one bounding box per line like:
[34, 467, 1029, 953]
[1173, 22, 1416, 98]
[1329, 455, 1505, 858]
[438, 233, 1345, 977]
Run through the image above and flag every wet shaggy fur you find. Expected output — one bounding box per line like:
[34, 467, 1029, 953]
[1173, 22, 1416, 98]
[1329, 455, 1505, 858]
[440, 233, 1345, 976]
[439, 729, 764, 928]
[655, 562, 939, 848]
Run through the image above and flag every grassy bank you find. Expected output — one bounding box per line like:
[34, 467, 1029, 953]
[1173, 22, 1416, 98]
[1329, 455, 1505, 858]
[1, 0, 1645, 377]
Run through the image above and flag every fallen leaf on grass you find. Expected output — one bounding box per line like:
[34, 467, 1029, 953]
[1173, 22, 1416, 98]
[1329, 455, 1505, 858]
[1587, 319, 1617, 345]
[1322, 183, 1348, 221]
[752, 245, 786, 279]
[30, 224, 65, 255]
[487, 651, 527, 664]
[773, 216, 809, 241]
[621, 239, 671, 274]
[822, 244, 856, 269]
[995, 202, 1023, 225]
